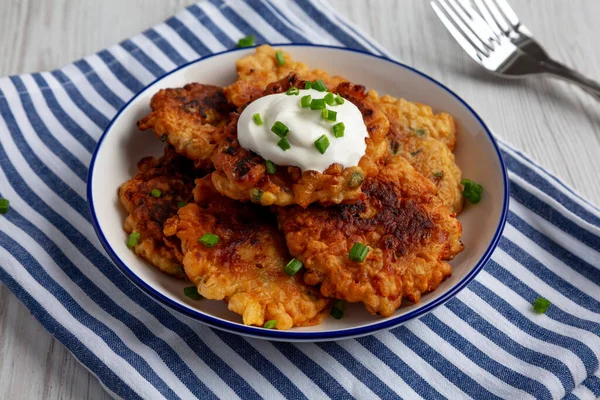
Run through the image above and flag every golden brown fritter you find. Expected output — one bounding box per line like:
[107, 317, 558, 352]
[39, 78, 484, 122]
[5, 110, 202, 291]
[119, 147, 199, 278]
[211, 74, 389, 208]
[137, 83, 233, 169]
[163, 177, 330, 329]
[277, 155, 463, 317]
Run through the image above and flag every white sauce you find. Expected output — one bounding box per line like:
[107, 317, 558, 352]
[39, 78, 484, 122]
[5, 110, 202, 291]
[237, 89, 368, 173]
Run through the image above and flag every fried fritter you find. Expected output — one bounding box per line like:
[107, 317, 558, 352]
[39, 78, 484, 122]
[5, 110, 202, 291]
[277, 155, 463, 317]
[211, 74, 389, 208]
[163, 177, 330, 329]
[119, 147, 199, 278]
[368, 91, 464, 214]
[137, 83, 233, 169]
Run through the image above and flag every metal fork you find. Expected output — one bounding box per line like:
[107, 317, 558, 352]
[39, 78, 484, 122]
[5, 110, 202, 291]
[431, 0, 600, 100]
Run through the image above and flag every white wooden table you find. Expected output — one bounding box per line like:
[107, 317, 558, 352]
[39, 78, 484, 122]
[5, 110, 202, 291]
[1, 1, 599, 398]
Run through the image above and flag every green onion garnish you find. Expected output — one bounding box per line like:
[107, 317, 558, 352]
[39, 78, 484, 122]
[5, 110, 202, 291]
[237, 34, 255, 48]
[321, 109, 329, 120]
[461, 179, 483, 204]
[285, 258, 303, 276]
[413, 128, 426, 136]
[324, 92, 335, 106]
[278, 137, 291, 151]
[286, 86, 299, 96]
[0, 198, 9, 214]
[304, 81, 312, 89]
[533, 297, 550, 313]
[433, 171, 444, 179]
[321, 109, 337, 122]
[265, 160, 276, 174]
[312, 79, 327, 92]
[127, 232, 141, 248]
[252, 113, 263, 126]
[151, 189, 162, 198]
[333, 122, 345, 138]
[335, 94, 345, 105]
[314, 135, 330, 154]
[349, 242, 369, 262]
[199, 233, 220, 248]
[300, 95, 312, 108]
[177, 201, 187, 208]
[275, 50, 285, 66]
[271, 121, 289, 138]
[410, 149, 422, 156]
[331, 300, 344, 319]
[263, 320, 277, 329]
[184, 286, 202, 300]
[310, 98, 326, 110]
[347, 172, 364, 188]
[251, 188, 263, 202]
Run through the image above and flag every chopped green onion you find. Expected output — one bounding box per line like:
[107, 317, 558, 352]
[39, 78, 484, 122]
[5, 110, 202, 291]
[321, 109, 329, 120]
[0, 198, 9, 214]
[347, 172, 364, 188]
[252, 113, 263, 126]
[312, 79, 327, 92]
[263, 320, 277, 329]
[333, 122, 345, 138]
[304, 81, 312, 90]
[349, 242, 369, 262]
[251, 188, 263, 202]
[265, 160, 276, 174]
[127, 232, 141, 248]
[277, 137, 291, 151]
[324, 92, 335, 106]
[390, 140, 400, 155]
[275, 50, 285, 66]
[335, 94, 345, 105]
[286, 86, 300, 96]
[237, 34, 255, 48]
[413, 128, 426, 136]
[331, 300, 344, 319]
[151, 189, 162, 198]
[433, 171, 444, 179]
[410, 149, 422, 156]
[300, 94, 312, 108]
[326, 110, 337, 121]
[314, 135, 330, 154]
[285, 258, 303, 276]
[184, 286, 202, 300]
[461, 179, 483, 204]
[271, 121, 289, 137]
[177, 201, 187, 208]
[199, 233, 220, 248]
[533, 297, 550, 313]
[310, 98, 326, 110]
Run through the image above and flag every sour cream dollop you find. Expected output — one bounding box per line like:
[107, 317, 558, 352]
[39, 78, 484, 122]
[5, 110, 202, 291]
[237, 89, 368, 173]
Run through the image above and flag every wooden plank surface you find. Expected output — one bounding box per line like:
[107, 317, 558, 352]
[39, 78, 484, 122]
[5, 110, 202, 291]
[0, 1, 598, 398]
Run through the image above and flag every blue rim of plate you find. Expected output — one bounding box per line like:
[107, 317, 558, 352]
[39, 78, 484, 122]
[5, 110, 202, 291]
[87, 44, 510, 341]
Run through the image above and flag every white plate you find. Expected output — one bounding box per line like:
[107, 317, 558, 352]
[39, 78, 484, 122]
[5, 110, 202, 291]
[88, 45, 509, 342]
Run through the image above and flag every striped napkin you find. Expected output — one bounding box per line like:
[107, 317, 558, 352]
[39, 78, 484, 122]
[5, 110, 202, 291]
[1, 1, 599, 399]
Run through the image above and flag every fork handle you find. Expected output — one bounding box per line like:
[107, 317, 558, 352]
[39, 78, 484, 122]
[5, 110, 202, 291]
[539, 58, 600, 100]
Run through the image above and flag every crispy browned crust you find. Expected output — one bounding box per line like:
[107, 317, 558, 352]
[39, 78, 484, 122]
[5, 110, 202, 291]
[276, 155, 463, 317]
[137, 83, 233, 169]
[211, 73, 389, 208]
[118, 147, 200, 278]
[162, 177, 330, 329]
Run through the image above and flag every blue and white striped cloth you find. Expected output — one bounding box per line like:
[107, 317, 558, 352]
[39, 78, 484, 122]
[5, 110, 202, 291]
[1, 1, 599, 398]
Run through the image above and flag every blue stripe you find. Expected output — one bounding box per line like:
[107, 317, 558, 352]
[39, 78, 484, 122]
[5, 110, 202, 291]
[260, 0, 304, 31]
[0, 266, 142, 400]
[30, 73, 97, 153]
[9, 76, 89, 181]
[120, 40, 166, 78]
[187, 5, 237, 48]
[208, 0, 268, 44]
[73, 59, 126, 109]
[245, 0, 305, 42]
[165, 17, 213, 57]
[143, 29, 188, 65]
[97, 50, 145, 93]
[583, 375, 600, 395]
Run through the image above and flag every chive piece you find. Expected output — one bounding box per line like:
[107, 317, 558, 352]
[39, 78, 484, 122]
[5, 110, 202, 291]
[199, 233, 220, 248]
[251, 188, 263, 202]
[304, 81, 312, 90]
[0, 198, 9, 214]
[263, 319, 277, 329]
[151, 189, 162, 198]
[349, 242, 369, 262]
[286, 86, 300, 96]
[300, 94, 312, 108]
[533, 297, 551, 313]
[312, 79, 327, 92]
[433, 171, 444, 179]
[265, 160, 276, 174]
[410, 149, 422, 156]
[324, 92, 335, 106]
[127, 232, 141, 249]
[277, 137, 291, 151]
[390, 140, 400, 155]
[252, 113, 263, 126]
[310, 98, 326, 110]
[314, 135, 330, 154]
[326, 110, 337, 122]
[321, 109, 329, 120]
[177, 201, 187, 208]
[347, 172, 364, 188]
[271, 121, 289, 137]
[285, 258, 303, 276]
[331, 300, 344, 319]
[461, 179, 483, 204]
[413, 128, 426, 136]
[237, 34, 255, 48]
[275, 50, 285, 65]
[335, 94, 345, 105]
[333, 122, 345, 138]
[184, 286, 202, 300]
